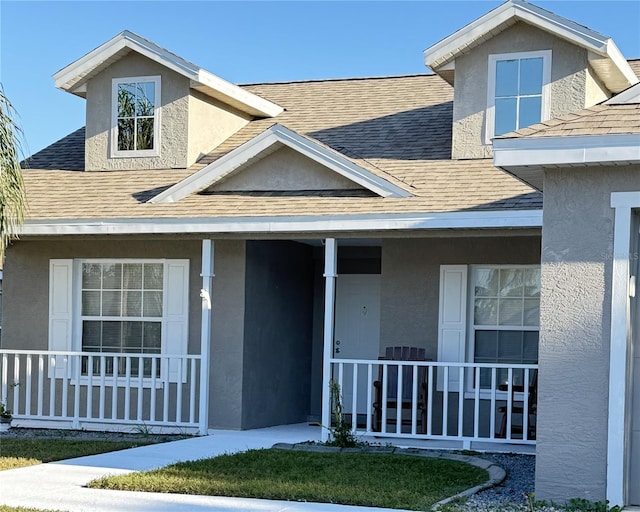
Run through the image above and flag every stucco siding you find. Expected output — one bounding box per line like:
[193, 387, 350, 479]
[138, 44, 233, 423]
[85, 52, 190, 171]
[536, 165, 640, 502]
[187, 91, 250, 167]
[452, 22, 590, 159]
[380, 236, 542, 358]
[211, 146, 362, 192]
[242, 241, 314, 429]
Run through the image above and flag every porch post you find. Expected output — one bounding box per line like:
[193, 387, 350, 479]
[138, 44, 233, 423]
[199, 240, 215, 436]
[321, 238, 338, 442]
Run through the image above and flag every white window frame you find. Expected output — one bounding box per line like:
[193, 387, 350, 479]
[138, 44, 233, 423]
[485, 50, 552, 144]
[465, 264, 540, 398]
[110, 75, 161, 158]
[71, 258, 183, 386]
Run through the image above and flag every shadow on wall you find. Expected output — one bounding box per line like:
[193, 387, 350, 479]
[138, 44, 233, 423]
[309, 102, 453, 161]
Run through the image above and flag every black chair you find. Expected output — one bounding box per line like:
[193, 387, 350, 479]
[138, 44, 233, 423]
[372, 346, 430, 433]
[496, 369, 538, 440]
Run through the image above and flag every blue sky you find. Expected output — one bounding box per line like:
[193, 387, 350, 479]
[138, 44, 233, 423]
[1, 1, 639, 157]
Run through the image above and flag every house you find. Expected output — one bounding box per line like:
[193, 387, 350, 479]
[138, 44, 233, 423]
[1, 0, 639, 506]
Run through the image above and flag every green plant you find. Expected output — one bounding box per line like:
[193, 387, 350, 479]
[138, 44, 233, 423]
[561, 498, 621, 512]
[326, 380, 357, 448]
[0, 402, 12, 418]
[132, 422, 154, 437]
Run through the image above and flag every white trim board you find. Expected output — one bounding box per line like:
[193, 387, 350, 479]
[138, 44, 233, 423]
[149, 124, 412, 202]
[423, 0, 637, 93]
[19, 209, 543, 236]
[53, 30, 282, 118]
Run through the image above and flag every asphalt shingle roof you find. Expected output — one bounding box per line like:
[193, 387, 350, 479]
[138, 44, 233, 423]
[23, 59, 640, 224]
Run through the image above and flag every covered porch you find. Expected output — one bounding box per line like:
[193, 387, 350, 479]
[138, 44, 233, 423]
[1, 232, 540, 450]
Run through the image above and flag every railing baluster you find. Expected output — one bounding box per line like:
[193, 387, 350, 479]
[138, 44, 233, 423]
[411, 364, 418, 436]
[381, 363, 388, 434]
[25, 355, 32, 416]
[523, 368, 530, 441]
[366, 363, 372, 432]
[506, 367, 513, 441]
[189, 358, 196, 425]
[395, 363, 403, 434]
[111, 356, 119, 420]
[137, 356, 144, 421]
[473, 366, 480, 439]
[163, 357, 169, 423]
[442, 366, 449, 437]
[1, 354, 7, 406]
[86, 355, 94, 420]
[13, 355, 21, 415]
[351, 363, 358, 431]
[49, 356, 56, 417]
[150, 357, 157, 422]
[37, 355, 44, 417]
[61, 355, 69, 418]
[124, 357, 131, 421]
[99, 356, 106, 420]
[176, 358, 183, 423]
[73, 354, 81, 428]
[427, 365, 433, 436]
[457, 366, 464, 438]
[490, 367, 497, 439]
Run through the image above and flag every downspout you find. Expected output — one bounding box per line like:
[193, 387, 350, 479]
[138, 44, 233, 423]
[321, 238, 337, 442]
[199, 240, 214, 436]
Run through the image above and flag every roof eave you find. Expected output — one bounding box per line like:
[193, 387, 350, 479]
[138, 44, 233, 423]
[53, 30, 283, 118]
[424, 0, 638, 93]
[493, 133, 640, 191]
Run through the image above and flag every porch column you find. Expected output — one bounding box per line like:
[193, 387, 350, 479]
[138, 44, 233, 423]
[199, 239, 215, 436]
[321, 238, 338, 442]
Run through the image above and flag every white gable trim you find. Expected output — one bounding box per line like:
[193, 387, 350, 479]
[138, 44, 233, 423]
[423, 0, 637, 93]
[605, 83, 640, 105]
[19, 209, 543, 236]
[53, 30, 282, 118]
[150, 124, 412, 203]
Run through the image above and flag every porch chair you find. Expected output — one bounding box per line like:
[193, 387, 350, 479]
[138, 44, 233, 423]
[372, 346, 431, 434]
[496, 369, 538, 440]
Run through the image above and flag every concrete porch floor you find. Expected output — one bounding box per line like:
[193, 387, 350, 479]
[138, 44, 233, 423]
[0, 423, 533, 511]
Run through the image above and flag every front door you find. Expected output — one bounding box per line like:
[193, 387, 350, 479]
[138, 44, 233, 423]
[334, 274, 381, 415]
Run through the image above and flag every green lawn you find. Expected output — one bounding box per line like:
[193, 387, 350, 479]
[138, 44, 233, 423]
[0, 439, 150, 471]
[89, 449, 488, 510]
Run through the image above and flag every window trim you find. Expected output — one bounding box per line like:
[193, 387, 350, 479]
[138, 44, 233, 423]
[110, 75, 162, 158]
[485, 50, 552, 144]
[71, 258, 181, 386]
[465, 264, 540, 398]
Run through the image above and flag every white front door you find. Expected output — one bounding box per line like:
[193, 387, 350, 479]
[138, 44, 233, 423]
[334, 274, 381, 415]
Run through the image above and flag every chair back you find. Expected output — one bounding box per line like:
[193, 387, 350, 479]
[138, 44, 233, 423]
[379, 346, 429, 401]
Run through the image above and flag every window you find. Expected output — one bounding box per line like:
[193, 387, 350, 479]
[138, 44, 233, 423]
[48, 258, 188, 382]
[111, 76, 161, 157]
[486, 50, 551, 141]
[470, 266, 540, 388]
[80, 262, 163, 377]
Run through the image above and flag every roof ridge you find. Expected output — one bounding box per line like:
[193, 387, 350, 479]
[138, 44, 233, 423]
[240, 73, 437, 87]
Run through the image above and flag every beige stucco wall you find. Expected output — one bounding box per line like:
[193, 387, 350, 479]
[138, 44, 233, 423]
[585, 66, 611, 106]
[451, 22, 598, 159]
[211, 146, 362, 192]
[536, 164, 640, 503]
[85, 53, 191, 171]
[380, 235, 541, 358]
[187, 91, 250, 167]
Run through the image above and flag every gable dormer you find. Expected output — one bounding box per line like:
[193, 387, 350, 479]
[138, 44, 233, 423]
[53, 31, 283, 171]
[424, 0, 638, 160]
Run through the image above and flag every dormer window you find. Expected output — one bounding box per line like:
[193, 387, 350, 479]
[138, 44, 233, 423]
[486, 50, 551, 142]
[111, 76, 161, 157]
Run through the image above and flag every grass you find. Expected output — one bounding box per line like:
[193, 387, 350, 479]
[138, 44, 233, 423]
[89, 448, 488, 510]
[0, 438, 150, 471]
[0, 507, 61, 512]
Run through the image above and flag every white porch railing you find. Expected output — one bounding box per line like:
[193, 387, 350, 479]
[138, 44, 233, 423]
[0, 350, 203, 433]
[329, 358, 538, 446]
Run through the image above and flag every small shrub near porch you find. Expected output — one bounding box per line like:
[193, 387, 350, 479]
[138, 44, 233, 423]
[89, 449, 487, 510]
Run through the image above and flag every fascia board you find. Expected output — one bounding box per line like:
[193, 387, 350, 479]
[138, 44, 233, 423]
[423, 0, 636, 91]
[53, 31, 283, 117]
[19, 210, 543, 236]
[494, 134, 640, 168]
[150, 125, 411, 203]
[195, 70, 283, 118]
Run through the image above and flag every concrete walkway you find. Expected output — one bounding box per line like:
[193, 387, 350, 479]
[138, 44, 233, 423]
[0, 424, 416, 512]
